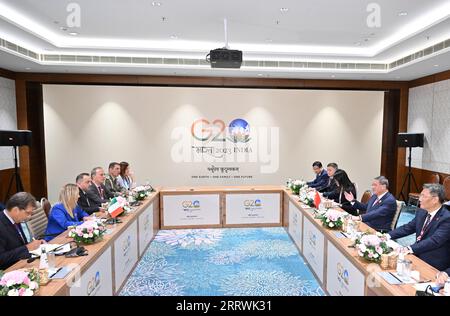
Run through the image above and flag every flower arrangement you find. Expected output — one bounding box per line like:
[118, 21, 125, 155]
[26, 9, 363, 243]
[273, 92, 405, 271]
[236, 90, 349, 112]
[298, 188, 315, 208]
[286, 179, 307, 195]
[0, 268, 40, 296]
[355, 232, 393, 263]
[315, 209, 344, 229]
[68, 220, 106, 244]
[132, 185, 153, 201]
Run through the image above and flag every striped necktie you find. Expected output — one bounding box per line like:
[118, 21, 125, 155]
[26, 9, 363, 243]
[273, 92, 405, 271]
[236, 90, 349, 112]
[417, 214, 432, 242]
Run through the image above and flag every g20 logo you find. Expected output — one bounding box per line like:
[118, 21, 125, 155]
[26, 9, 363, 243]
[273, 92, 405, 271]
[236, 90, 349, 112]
[337, 263, 349, 285]
[182, 200, 200, 208]
[308, 231, 316, 247]
[86, 271, 101, 296]
[191, 118, 251, 143]
[244, 199, 262, 207]
[122, 235, 131, 255]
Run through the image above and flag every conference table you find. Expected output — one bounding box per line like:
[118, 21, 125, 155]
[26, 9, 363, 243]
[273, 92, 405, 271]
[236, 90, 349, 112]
[6, 185, 439, 296]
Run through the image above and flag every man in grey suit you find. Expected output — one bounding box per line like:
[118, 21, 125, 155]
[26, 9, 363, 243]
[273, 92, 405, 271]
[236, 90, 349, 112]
[87, 167, 114, 208]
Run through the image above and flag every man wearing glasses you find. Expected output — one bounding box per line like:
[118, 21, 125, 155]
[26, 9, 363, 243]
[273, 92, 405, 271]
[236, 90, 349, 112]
[388, 183, 450, 272]
[0, 192, 46, 270]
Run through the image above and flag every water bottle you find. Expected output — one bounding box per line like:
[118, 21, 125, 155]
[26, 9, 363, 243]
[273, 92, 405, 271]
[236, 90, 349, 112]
[39, 246, 49, 269]
[396, 252, 405, 277]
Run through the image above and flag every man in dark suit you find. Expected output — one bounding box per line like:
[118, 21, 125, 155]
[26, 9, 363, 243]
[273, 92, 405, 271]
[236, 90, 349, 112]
[307, 161, 329, 190]
[345, 176, 397, 232]
[320, 162, 338, 197]
[77, 173, 106, 215]
[87, 167, 114, 208]
[389, 183, 450, 271]
[0, 192, 45, 270]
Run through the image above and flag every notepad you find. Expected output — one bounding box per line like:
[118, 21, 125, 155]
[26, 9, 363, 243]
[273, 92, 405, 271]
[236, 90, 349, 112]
[49, 266, 73, 279]
[378, 271, 417, 285]
[378, 272, 403, 285]
[334, 232, 348, 239]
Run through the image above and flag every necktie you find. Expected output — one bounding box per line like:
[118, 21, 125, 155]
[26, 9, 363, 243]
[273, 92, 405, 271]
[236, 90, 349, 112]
[417, 214, 432, 242]
[14, 223, 26, 244]
[372, 197, 380, 207]
[98, 185, 104, 199]
[84, 191, 90, 206]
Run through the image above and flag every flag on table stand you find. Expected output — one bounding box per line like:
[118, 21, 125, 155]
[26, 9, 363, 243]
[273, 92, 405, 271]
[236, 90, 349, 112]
[314, 191, 321, 209]
[108, 197, 124, 218]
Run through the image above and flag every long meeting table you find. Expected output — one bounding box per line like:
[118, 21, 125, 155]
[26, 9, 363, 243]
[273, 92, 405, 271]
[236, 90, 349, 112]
[5, 186, 438, 296]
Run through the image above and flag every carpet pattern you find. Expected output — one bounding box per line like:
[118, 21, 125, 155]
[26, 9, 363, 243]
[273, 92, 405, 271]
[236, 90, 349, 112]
[120, 227, 324, 296]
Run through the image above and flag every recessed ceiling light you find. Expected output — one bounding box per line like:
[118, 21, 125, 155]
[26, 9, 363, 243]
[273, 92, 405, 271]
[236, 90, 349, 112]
[398, 12, 408, 16]
[331, 75, 336, 78]
[265, 39, 273, 43]
[434, 64, 439, 67]
[170, 35, 178, 39]
[257, 74, 264, 77]
[25, 67, 31, 70]
[69, 32, 78, 36]
[280, 8, 289, 13]
[152, 1, 162, 6]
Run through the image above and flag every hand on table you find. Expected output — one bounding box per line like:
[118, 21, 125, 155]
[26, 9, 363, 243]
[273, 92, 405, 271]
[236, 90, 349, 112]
[26, 239, 46, 251]
[436, 272, 448, 285]
[397, 246, 412, 255]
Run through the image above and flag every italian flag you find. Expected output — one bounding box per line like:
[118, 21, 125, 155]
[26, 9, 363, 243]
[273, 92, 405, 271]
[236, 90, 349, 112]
[108, 198, 124, 218]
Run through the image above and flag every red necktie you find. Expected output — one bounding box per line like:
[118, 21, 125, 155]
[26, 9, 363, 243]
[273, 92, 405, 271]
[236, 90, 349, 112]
[417, 214, 432, 242]
[97, 185, 104, 199]
[372, 197, 380, 207]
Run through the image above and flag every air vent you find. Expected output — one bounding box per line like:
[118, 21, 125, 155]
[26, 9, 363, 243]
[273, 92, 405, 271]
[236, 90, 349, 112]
[0, 38, 40, 61]
[388, 38, 450, 69]
[1, 36, 449, 72]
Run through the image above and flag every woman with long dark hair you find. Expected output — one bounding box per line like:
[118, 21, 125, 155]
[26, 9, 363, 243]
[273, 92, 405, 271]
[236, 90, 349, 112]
[117, 161, 134, 190]
[331, 169, 358, 215]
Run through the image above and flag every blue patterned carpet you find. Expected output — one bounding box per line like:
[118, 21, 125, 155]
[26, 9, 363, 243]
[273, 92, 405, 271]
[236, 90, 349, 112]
[120, 227, 324, 296]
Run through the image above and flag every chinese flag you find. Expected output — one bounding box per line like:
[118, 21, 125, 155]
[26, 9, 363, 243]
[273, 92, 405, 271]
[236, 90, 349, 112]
[314, 191, 321, 209]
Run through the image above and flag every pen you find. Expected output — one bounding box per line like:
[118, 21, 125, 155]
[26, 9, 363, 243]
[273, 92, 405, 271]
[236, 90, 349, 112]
[49, 267, 63, 279]
[418, 279, 432, 283]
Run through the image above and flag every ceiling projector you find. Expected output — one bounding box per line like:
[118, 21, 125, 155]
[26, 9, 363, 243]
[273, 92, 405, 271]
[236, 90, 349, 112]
[208, 48, 243, 69]
[206, 19, 243, 69]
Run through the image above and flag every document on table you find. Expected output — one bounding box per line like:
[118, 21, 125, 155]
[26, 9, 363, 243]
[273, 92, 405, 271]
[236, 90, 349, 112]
[378, 271, 417, 285]
[30, 243, 71, 256]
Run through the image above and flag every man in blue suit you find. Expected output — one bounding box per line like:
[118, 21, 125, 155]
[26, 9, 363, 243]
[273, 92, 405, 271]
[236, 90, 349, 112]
[307, 161, 329, 190]
[389, 183, 450, 272]
[345, 176, 397, 232]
